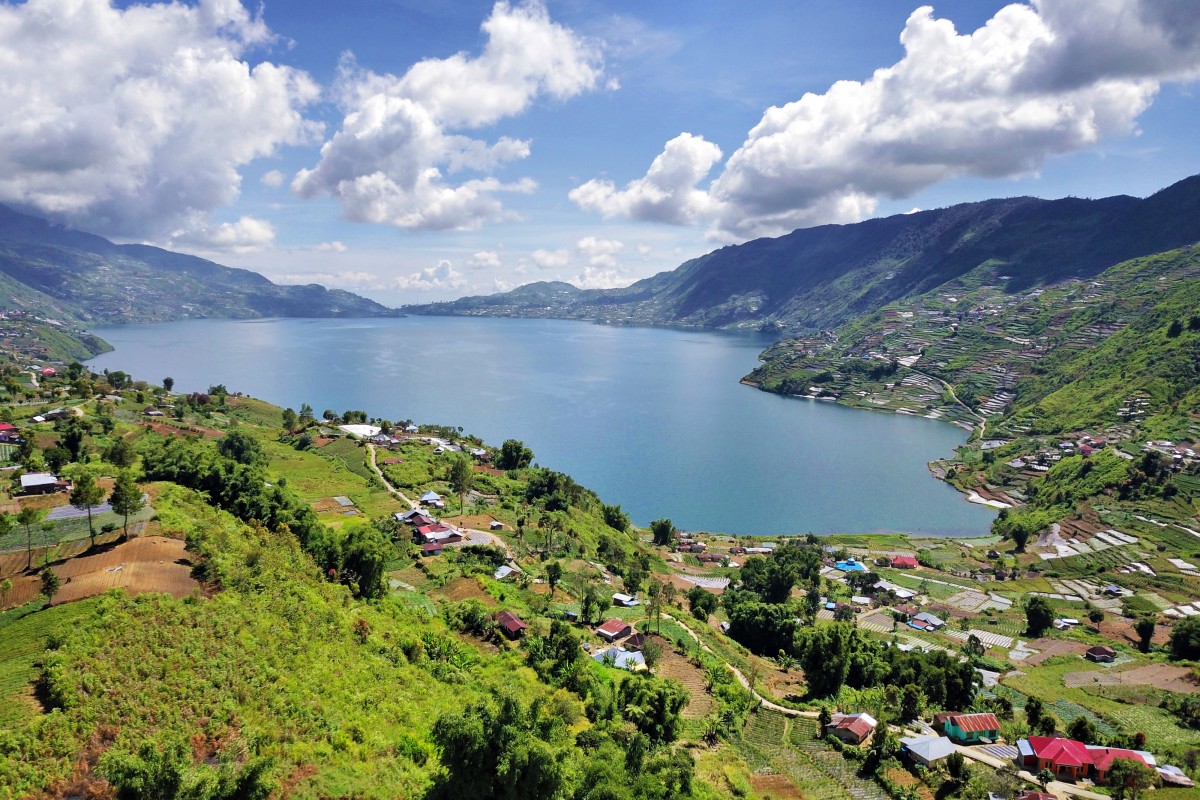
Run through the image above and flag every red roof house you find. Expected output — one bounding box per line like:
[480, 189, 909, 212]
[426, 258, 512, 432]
[892, 555, 919, 568]
[496, 611, 528, 638]
[829, 712, 878, 745]
[596, 619, 633, 642]
[1018, 737, 1153, 783]
[941, 712, 1001, 743]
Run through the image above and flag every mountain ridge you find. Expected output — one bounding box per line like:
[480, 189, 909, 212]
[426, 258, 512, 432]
[408, 174, 1200, 332]
[0, 203, 397, 326]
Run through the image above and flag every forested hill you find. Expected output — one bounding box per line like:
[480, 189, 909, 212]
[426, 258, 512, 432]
[0, 204, 396, 324]
[408, 174, 1200, 332]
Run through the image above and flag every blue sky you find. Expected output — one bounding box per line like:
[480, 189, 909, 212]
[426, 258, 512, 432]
[1, 0, 1198, 304]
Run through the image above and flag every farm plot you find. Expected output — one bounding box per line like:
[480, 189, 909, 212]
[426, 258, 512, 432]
[652, 643, 715, 719]
[0, 536, 197, 608]
[1063, 663, 1199, 694]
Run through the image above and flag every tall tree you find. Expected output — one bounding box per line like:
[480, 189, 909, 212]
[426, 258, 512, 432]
[162, 376, 174, 392]
[496, 439, 534, 470]
[281, 407, 298, 432]
[1108, 758, 1160, 800]
[18, 506, 47, 570]
[650, 518, 675, 546]
[1134, 617, 1156, 653]
[545, 561, 562, 597]
[1025, 595, 1054, 637]
[109, 470, 145, 540]
[448, 456, 474, 515]
[41, 567, 60, 607]
[70, 468, 107, 549]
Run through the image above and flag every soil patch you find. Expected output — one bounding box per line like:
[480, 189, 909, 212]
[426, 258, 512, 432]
[653, 640, 716, 719]
[1023, 639, 1090, 665]
[748, 774, 804, 800]
[444, 514, 502, 531]
[1, 536, 197, 608]
[762, 667, 807, 703]
[433, 576, 497, 605]
[140, 420, 223, 439]
[1099, 618, 1171, 647]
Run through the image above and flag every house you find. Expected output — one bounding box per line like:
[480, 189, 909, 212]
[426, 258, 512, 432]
[612, 593, 640, 607]
[625, 632, 648, 650]
[900, 735, 957, 767]
[1017, 737, 1156, 783]
[1085, 645, 1116, 663]
[593, 647, 646, 671]
[489, 520, 505, 530]
[892, 555, 919, 569]
[496, 611, 528, 638]
[1053, 617, 1080, 630]
[494, 565, 519, 581]
[421, 542, 446, 556]
[828, 713, 877, 745]
[419, 491, 444, 508]
[1158, 765, 1196, 788]
[143, 408, 165, 417]
[19, 472, 68, 495]
[596, 619, 634, 642]
[911, 612, 946, 630]
[940, 712, 1001, 743]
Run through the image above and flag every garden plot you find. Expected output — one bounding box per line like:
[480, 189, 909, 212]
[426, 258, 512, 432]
[1021, 639, 1090, 665]
[1034, 527, 1138, 560]
[1030, 590, 1083, 602]
[1064, 664, 1199, 693]
[1163, 600, 1200, 619]
[677, 574, 730, 590]
[1117, 561, 1156, 576]
[944, 589, 990, 612]
[945, 628, 1013, 648]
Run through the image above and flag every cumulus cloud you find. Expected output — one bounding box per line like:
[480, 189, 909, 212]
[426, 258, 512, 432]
[391, 260, 467, 291]
[269, 270, 380, 288]
[0, 0, 319, 238]
[466, 250, 503, 269]
[295, 1, 603, 230]
[261, 170, 286, 188]
[569, 133, 722, 224]
[532, 248, 571, 269]
[168, 215, 276, 254]
[572, 0, 1200, 241]
[571, 266, 630, 290]
[576, 236, 624, 268]
[314, 241, 348, 253]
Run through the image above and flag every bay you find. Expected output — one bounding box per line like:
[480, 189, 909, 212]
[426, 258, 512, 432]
[86, 316, 995, 537]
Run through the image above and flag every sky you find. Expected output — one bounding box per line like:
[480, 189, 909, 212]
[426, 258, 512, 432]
[1, 0, 1199, 306]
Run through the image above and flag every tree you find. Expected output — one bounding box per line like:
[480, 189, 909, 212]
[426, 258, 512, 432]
[1036, 768, 1056, 790]
[216, 430, 267, 467]
[900, 683, 923, 721]
[162, 376, 174, 392]
[298, 403, 314, 425]
[945, 751, 966, 783]
[0, 577, 12, 608]
[688, 585, 718, 621]
[1088, 608, 1105, 625]
[1167, 319, 1184, 338]
[1169, 616, 1200, 660]
[1134, 616, 1156, 653]
[18, 507, 47, 570]
[495, 439, 534, 470]
[281, 407, 298, 432]
[1025, 595, 1054, 637]
[1067, 715, 1097, 744]
[650, 518, 675, 547]
[601, 503, 629, 532]
[448, 456, 474, 515]
[70, 468, 107, 549]
[1025, 696, 1044, 732]
[109, 469, 145, 540]
[340, 522, 390, 599]
[1108, 758, 1159, 800]
[41, 567, 60, 606]
[545, 560, 562, 597]
[104, 437, 136, 468]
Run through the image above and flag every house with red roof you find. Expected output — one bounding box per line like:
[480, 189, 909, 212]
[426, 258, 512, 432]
[596, 619, 633, 642]
[892, 555, 919, 568]
[1017, 737, 1155, 783]
[828, 712, 877, 745]
[940, 712, 1001, 743]
[496, 611, 528, 638]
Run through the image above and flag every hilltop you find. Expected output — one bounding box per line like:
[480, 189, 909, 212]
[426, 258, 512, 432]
[408, 174, 1200, 332]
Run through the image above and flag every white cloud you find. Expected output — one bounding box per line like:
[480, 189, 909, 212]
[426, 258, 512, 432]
[295, 1, 603, 231]
[572, 0, 1200, 241]
[270, 270, 380, 288]
[391, 260, 467, 291]
[576, 236, 624, 268]
[466, 250, 503, 269]
[0, 0, 319, 238]
[169, 215, 276, 254]
[569, 133, 722, 225]
[315, 241, 348, 253]
[571, 266, 631, 290]
[261, 170, 286, 188]
[532, 248, 571, 269]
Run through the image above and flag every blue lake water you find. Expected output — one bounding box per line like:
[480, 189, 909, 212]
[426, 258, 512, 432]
[86, 316, 995, 537]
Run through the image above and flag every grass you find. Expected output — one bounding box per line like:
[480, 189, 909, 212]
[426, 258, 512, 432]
[0, 597, 103, 729]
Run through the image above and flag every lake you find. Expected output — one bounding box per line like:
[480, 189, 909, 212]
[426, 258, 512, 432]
[86, 316, 995, 537]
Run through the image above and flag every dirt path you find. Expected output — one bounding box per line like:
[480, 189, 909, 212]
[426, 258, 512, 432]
[367, 444, 511, 556]
[912, 368, 986, 437]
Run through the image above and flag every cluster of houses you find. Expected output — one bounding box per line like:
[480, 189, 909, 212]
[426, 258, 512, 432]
[396, 505, 463, 556]
[1017, 736, 1192, 788]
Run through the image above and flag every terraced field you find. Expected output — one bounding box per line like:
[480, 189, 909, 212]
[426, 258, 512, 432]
[738, 709, 888, 800]
[653, 645, 715, 720]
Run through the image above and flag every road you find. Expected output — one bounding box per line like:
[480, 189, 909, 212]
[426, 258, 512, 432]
[367, 443, 511, 556]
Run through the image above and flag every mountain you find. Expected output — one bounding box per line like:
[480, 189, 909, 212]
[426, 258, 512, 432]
[0, 204, 395, 324]
[409, 174, 1200, 332]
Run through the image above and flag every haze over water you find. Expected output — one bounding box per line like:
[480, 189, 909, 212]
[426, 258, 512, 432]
[88, 316, 995, 537]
